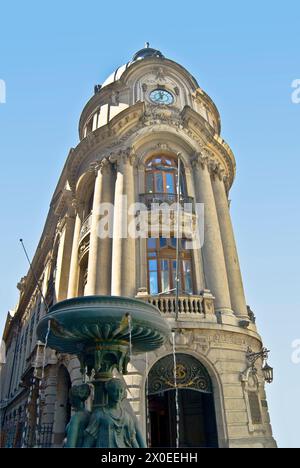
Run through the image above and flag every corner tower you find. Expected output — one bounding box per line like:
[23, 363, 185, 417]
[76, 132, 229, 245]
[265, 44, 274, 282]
[1, 45, 277, 448]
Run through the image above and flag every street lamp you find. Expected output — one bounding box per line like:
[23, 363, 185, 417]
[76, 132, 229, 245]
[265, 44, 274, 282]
[262, 362, 274, 384]
[245, 347, 274, 384]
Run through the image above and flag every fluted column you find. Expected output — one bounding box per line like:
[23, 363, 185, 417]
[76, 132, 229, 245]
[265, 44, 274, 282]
[67, 204, 82, 298]
[185, 165, 206, 293]
[55, 214, 76, 302]
[85, 159, 114, 295]
[212, 169, 248, 318]
[192, 153, 232, 313]
[111, 149, 136, 296]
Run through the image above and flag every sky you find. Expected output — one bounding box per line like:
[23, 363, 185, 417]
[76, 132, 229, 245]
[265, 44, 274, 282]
[0, 0, 299, 448]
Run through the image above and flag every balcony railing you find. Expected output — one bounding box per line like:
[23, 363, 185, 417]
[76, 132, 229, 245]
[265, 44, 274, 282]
[138, 294, 204, 315]
[79, 213, 92, 241]
[137, 292, 215, 318]
[140, 193, 195, 213]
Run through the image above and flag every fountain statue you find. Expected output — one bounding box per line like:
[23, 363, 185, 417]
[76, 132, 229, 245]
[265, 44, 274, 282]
[36, 296, 171, 448]
[65, 383, 91, 448]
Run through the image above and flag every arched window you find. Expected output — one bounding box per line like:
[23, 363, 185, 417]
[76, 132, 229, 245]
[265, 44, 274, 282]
[145, 155, 186, 198]
[147, 237, 193, 295]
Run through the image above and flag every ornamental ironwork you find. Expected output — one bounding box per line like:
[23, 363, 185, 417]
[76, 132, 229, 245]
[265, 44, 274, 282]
[147, 353, 212, 395]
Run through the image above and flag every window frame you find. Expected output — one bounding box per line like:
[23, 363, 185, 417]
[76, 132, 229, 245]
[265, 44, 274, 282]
[145, 155, 186, 196]
[147, 237, 194, 295]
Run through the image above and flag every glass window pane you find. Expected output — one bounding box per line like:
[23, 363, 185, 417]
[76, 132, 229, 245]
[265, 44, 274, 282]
[160, 260, 170, 293]
[155, 173, 163, 192]
[171, 238, 177, 248]
[146, 173, 153, 193]
[159, 238, 167, 248]
[149, 259, 158, 272]
[172, 261, 177, 291]
[166, 173, 175, 193]
[183, 260, 193, 293]
[147, 238, 156, 249]
[149, 272, 158, 295]
[180, 171, 186, 195]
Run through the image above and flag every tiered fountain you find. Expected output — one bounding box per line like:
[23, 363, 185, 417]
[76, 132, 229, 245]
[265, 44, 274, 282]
[37, 296, 171, 448]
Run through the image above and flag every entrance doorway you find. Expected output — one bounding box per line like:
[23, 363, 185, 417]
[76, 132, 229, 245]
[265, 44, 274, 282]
[147, 354, 218, 448]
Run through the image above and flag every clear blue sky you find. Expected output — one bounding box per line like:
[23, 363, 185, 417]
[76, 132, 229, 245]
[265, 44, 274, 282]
[0, 0, 299, 448]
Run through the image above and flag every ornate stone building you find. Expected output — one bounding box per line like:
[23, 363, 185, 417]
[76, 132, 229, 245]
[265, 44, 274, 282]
[0, 45, 276, 448]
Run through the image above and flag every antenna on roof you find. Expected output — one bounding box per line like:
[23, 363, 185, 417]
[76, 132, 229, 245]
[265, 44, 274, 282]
[19, 239, 49, 313]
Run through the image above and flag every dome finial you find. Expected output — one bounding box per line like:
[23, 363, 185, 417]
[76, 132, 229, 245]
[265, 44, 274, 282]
[145, 42, 150, 48]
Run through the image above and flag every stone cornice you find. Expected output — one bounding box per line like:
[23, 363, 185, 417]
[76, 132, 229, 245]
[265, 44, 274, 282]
[13, 209, 58, 326]
[53, 187, 73, 218]
[70, 103, 236, 191]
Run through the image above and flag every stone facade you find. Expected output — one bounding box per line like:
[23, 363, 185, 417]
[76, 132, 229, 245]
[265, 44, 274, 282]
[0, 46, 276, 448]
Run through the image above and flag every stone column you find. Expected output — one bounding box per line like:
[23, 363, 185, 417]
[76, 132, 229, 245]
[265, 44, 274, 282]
[136, 163, 147, 292]
[212, 169, 248, 318]
[67, 205, 82, 298]
[86, 159, 114, 295]
[185, 165, 206, 293]
[192, 153, 232, 313]
[111, 149, 136, 297]
[55, 214, 76, 302]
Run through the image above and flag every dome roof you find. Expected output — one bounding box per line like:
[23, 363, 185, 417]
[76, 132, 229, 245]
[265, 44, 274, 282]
[101, 44, 164, 88]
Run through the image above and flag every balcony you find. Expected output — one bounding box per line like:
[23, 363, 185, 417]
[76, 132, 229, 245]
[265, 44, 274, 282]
[137, 293, 215, 319]
[140, 193, 195, 213]
[139, 194, 197, 238]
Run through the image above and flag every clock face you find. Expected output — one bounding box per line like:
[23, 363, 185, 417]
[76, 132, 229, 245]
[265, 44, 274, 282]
[149, 89, 174, 105]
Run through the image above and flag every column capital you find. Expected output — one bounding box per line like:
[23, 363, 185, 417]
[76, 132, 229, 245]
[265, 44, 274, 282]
[71, 198, 84, 215]
[191, 151, 210, 169]
[192, 151, 228, 183]
[209, 160, 226, 181]
[89, 157, 112, 176]
[109, 147, 137, 170]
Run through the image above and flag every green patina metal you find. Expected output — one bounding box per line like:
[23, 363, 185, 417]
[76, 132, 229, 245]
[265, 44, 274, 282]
[36, 295, 170, 448]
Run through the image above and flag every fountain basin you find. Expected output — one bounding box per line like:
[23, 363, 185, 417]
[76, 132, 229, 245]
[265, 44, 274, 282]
[37, 295, 170, 356]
